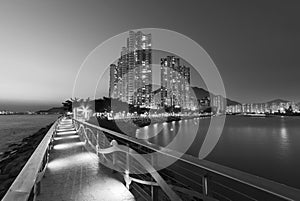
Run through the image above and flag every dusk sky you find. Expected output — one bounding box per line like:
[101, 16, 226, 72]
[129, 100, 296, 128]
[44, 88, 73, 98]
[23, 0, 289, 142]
[0, 0, 299, 111]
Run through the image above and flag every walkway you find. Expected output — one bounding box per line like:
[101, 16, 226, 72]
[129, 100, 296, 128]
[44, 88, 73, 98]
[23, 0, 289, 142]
[37, 118, 135, 201]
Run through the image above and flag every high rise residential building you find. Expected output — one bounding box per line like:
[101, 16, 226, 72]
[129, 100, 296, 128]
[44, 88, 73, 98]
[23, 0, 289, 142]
[226, 104, 242, 113]
[109, 30, 152, 107]
[109, 64, 118, 98]
[132, 31, 152, 107]
[212, 95, 226, 114]
[119, 47, 129, 102]
[109, 31, 198, 110]
[160, 56, 191, 109]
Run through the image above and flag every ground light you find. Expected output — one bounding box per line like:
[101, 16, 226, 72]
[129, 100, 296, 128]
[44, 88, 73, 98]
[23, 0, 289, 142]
[53, 141, 85, 150]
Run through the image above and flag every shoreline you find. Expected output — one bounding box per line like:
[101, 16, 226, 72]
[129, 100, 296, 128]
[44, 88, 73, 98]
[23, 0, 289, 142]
[94, 114, 211, 127]
[0, 123, 54, 199]
[87, 115, 212, 138]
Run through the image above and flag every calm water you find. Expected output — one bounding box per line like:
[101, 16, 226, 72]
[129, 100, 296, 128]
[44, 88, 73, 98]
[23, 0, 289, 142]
[136, 116, 300, 189]
[0, 115, 60, 154]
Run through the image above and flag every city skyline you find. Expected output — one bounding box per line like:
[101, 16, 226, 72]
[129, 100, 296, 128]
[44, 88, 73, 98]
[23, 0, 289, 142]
[108, 30, 227, 113]
[1, 1, 300, 111]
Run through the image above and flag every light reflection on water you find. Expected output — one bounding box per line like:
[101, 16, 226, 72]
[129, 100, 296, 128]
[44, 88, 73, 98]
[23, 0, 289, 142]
[280, 127, 288, 143]
[136, 116, 300, 189]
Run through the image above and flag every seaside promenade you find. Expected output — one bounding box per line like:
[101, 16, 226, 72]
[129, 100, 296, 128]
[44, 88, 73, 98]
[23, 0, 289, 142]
[36, 118, 134, 201]
[3, 116, 300, 201]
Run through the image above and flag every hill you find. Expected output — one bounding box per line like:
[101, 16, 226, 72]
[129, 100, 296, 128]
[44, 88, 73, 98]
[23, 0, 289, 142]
[266, 99, 290, 104]
[36, 107, 65, 114]
[191, 87, 240, 106]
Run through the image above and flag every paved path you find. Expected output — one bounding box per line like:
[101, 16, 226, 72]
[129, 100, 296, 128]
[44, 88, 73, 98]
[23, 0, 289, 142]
[37, 118, 135, 201]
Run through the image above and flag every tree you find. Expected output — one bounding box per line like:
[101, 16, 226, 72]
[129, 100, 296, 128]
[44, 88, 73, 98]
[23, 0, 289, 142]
[285, 105, 294, 115]
[62, 100, 72, 112]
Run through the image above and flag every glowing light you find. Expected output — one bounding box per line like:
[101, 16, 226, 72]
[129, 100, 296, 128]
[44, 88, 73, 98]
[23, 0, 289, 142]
[57, 128, 74, 132]
[47, 151, 133, 200]
[48, 152, 98, 171]
[54, 135, 79, 141]
[56, 130, 77, 135]
[79, 175, 133, 200]
[53, 141, 84, 150]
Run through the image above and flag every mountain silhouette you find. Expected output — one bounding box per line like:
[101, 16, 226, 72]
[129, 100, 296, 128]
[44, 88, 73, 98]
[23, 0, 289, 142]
[266, 99, 290, 104]
[191, 86, 240, 106]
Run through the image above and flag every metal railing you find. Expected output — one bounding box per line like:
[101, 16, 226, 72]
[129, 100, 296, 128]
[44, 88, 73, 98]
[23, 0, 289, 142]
[74, 119, 300, 201]
[1, 117, 61, 201]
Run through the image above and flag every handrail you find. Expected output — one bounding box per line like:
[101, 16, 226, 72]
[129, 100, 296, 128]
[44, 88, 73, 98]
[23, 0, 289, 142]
[74, 119, 300, 201]
[2, 118, 61, 201]
[77, 123, 181, 200]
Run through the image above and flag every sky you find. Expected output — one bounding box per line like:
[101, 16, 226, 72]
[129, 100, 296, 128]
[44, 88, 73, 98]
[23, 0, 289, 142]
[0, 0, 299, 111]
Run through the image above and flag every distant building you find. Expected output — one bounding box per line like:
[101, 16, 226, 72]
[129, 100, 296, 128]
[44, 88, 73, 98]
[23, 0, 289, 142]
[212, 95, 226, 114]
[160, 56, 191, 109]
[0, 110, 14, 115]
[231, 101, 297, 114]
[200, 96, 210, 107]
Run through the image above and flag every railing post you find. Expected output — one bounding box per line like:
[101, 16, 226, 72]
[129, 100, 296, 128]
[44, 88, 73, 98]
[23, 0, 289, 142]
[28, 185, 35, 201]
[73, 120, 75, 131]
[44, 147, 49, 176]
[99, 132, 105, 162]
[126, 143, 130, 172]
[50, 124, 57, 150]
[96, 131, 99, 155]
[102, 132, 106, 148]
[31, 182, 38, 201]
[124, 143, 131, 189]
[49, 136, 53, 150]
[112, 141, 117, 166]
[151, 154, 158, 201]
[36, 181, 41, 196]
[151, 185, 159, 201]
[202, 174, 210, 198]
[83, 125, 87, 144]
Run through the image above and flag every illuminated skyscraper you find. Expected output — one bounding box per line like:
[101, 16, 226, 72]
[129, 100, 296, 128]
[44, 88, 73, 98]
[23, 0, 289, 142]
[160, 56, 191, 109]
[109, 30, 152, 107]
[119, 47, 129, 102]
[131, 31, 152, 107]
[109, 64, 118, 98]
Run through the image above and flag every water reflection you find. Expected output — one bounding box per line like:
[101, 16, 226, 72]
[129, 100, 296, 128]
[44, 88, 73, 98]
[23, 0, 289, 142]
[136, 118, 200, 154]
[278, 126, 290, 159]
[135, 116, 300, 189]
[280, 127, 288, 142]
[135, 122, 164, 139]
